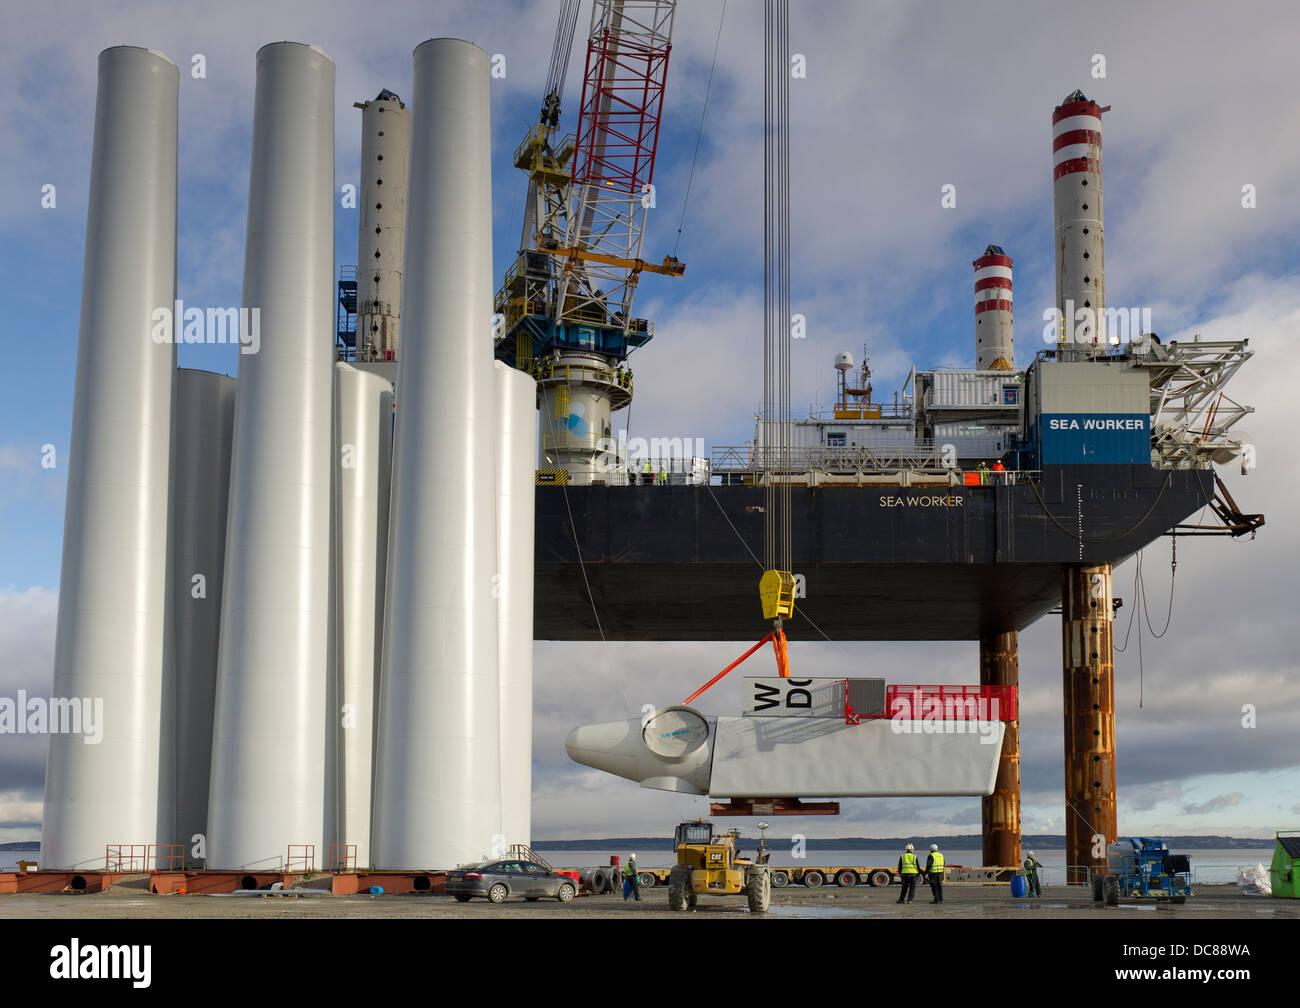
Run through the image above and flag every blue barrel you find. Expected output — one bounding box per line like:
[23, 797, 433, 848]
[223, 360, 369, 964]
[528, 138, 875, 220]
[369, 886, 384, 895]
[1010, 875, 1027, 898]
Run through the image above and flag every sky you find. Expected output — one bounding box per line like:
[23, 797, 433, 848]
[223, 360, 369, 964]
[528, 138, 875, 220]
[1, 0, 1298, 847]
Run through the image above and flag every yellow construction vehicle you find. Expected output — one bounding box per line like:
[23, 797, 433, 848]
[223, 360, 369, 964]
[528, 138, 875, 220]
[667, 820, 771, 912]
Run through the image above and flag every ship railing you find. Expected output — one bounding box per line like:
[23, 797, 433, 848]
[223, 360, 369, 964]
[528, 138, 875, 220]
[963, 469, 1041, 486]
[712, 444, 954, 474]
[530, 359, 633, 397]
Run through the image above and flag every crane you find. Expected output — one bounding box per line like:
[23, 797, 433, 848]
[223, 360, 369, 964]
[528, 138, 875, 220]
[494, 0, 684, 485]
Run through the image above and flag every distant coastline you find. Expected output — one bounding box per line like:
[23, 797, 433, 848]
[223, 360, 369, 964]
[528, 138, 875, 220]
[530, 834, 1276, 851]
[3, 834, 1278, 855]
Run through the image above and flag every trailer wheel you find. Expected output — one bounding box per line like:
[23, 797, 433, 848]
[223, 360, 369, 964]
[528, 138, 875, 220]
[638, 871, 656, 888]
[836, 870, 858, 888]
[869, 870, 892, 888]
[803, 870, 824, 888]
[1103, 876, 1120, 907]
[770, 870, 789, 888]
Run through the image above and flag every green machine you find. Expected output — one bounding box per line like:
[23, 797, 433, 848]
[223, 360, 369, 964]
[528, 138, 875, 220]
[1270, 831, 1300, 899]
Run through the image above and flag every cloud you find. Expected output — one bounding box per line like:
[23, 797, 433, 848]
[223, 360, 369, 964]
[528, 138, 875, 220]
[0, 588, 57, 844]
[1182, 793, 1246, 816]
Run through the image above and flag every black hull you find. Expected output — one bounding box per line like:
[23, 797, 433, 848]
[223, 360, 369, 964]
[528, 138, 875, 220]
[532, 465, 1213, 641]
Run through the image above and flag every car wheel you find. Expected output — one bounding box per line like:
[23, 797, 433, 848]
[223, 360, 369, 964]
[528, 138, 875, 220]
[869, 870, 892, 888]
[488, 883, 509, 904]
[770, 870, 789, 888]
[803, 870, 824, 888]
[557, 883, 576, 902]
[836, 870, 857, 888]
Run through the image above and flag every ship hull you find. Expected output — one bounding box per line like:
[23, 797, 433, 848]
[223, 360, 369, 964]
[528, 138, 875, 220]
[534, 465, 1212, 640]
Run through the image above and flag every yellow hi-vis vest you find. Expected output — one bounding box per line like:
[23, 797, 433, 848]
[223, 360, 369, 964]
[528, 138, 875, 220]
[929, 852, 945, 876]
[901, 851, 918, 874]
[623, 861, 637, 879]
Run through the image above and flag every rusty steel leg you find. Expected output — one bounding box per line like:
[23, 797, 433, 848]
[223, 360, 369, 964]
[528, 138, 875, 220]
[1061, 564, 1117, 884]
[980, 631, 1021, 870]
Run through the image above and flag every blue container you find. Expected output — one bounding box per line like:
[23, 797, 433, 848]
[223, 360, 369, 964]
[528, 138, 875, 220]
[1010, 875, 1027, 898]
[369, 885, 384, 895]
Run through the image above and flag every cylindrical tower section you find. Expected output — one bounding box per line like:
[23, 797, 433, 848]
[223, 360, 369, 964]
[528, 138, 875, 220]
[494, 361, 538, 845]
[537, 351, 630, 484]
[354, 90, 410, 363]
[973, 246, 1013, 370]
[333, 363, 394, 869]
[1061, 563, 1117, 884]
[41, 46, 178, 870]
[167, 369, 236, 864]
[979, 630, 1021, 869]
[372, 38, 502, 869]
[1053, 90, 1106, 358]
[207, 42, 336, 870]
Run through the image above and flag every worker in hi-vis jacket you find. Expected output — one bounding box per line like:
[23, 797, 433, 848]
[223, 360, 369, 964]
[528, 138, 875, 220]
[622, 854, 641, 901]
[1023, 851, 1042, 897]
[924, 844, 946, 904]
[897, 844, 920, 904]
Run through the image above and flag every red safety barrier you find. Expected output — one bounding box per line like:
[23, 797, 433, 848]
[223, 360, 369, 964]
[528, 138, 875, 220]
[885, 684, 1017, 721]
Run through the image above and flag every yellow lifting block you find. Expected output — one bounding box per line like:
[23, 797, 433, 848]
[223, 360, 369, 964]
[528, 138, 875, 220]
[759, 569, 796, 620]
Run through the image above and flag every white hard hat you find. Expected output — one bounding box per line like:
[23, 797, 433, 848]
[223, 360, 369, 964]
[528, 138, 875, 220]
[629, 853, 636, 859]
[930, 844, 938, 851]
[905, 843, 914, 851]
[1027, 851, 1035, 857]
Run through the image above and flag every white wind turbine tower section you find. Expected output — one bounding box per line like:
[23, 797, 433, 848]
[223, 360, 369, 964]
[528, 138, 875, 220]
[333, 363, 394, 869]
[41, 46, 178, 870]
[167, 369, 236, 863]
[372, 39, 502, 869]
[494, 361, 538, 846]
[207, 42, 336, 870]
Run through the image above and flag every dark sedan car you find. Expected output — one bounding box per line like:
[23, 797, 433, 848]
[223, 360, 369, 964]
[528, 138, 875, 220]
[446, 860, 578, 904]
